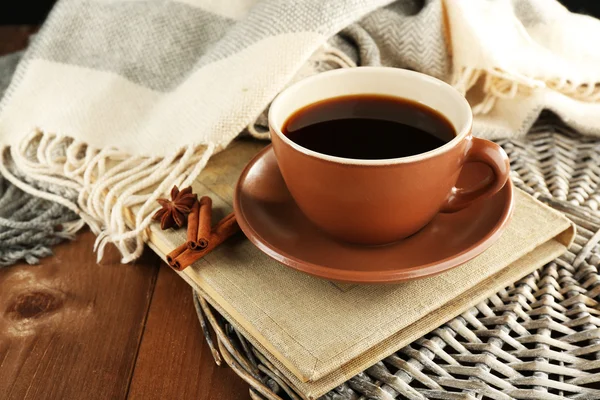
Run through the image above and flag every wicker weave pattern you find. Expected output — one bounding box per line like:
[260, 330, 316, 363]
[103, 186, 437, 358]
[194, 117, 600, 400]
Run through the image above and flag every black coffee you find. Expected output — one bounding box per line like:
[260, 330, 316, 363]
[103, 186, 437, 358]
[282, 94, 456, 160]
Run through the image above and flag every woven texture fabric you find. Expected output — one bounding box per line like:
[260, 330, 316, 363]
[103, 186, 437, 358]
[249, 0, 600, 140]
[1, 0, 599, 263]
[0, 0, 389, 262]
[192, 118, 600, 400]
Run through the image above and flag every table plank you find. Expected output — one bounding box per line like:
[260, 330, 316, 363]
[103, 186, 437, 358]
[128, 264, 249, 400]
[0, 231, 160, 400]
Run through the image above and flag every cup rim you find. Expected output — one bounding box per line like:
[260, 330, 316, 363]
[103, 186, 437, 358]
[268, 67, 473, 166]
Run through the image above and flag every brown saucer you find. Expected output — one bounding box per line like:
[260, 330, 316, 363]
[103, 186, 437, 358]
[234, 146, 514, 284]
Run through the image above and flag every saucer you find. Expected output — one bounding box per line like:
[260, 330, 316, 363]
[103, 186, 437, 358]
[234, 146, 514, 284]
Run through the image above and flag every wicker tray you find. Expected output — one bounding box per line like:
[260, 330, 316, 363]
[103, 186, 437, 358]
[194, 116, 600, 400]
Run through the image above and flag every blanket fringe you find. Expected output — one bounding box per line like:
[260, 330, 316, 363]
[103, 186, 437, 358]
[452, 66, 545, 114]
[452, 66, 600, 115]
[0, 170, 81, 267]
[2, 129, 214, 263]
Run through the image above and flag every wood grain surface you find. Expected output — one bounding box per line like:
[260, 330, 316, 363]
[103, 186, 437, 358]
[0, 25, 249, 400]
[0, 235, 249, 400]
[0, 232, 159, 400]
[128, 265, 248, 400]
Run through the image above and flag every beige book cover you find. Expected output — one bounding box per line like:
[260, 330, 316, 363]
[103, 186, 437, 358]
[146, 140, 575, 398]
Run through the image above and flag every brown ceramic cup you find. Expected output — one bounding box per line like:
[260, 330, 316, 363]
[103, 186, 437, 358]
[269, 67, 510, 245]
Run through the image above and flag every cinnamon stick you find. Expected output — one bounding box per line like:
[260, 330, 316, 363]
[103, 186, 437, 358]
[213, 212, 238, 237]
[169, 212, 240, 271]
[187, 196, 212, 250]
[197, 196, 212, 249]
[186, 201, 200, 249]
[166, 242, 187, 265]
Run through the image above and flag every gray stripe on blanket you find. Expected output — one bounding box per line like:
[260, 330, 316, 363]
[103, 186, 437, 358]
[0, 52, 22, 99]
[27, 0, 393, 91]
[30, 0, 235, 91]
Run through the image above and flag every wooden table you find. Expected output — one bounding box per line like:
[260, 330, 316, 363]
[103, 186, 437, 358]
[0, 26, 249, 400]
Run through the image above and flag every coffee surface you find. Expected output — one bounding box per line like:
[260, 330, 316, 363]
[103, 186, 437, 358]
[282, 94, 456, 160]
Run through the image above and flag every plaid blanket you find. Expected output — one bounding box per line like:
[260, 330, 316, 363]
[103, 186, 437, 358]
[1, 0, 599, 264]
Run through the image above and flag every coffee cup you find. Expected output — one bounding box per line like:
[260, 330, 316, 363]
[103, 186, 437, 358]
[269, 67, 510, 245]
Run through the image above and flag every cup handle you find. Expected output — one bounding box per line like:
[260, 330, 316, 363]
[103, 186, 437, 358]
[440, 137, 510, 213]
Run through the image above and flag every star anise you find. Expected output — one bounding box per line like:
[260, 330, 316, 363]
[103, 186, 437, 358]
[152, 186, 197, 230]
